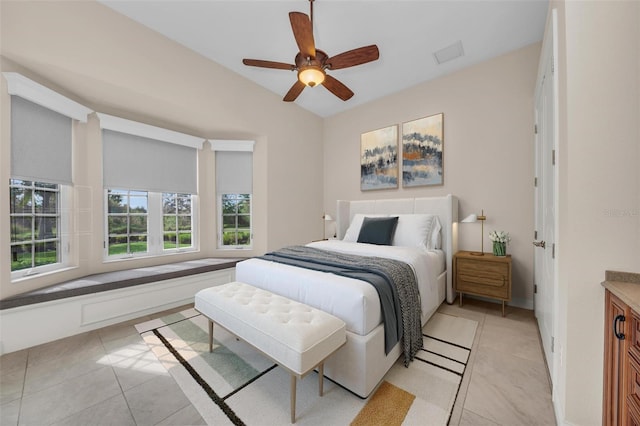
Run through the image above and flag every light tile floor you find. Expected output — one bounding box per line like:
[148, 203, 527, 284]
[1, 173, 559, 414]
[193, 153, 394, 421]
[446, 299, 557, 425]
[1, 298, 556, 425]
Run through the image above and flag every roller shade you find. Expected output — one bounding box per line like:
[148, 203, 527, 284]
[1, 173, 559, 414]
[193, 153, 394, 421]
[11, 96, 72, 185]
[102, 129, 198, 194]
[216, 151, 253, 194]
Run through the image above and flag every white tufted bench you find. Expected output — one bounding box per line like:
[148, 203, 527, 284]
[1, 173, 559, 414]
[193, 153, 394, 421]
[194, 281, 346, 423]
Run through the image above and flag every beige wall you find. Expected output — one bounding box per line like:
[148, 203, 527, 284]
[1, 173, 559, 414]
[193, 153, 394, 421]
[323, 43, 541, 308]
[552, 0, 640, 423]
[0, 1, 324, 298]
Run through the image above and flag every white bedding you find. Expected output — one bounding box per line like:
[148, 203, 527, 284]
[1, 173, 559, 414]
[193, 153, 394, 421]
[234, 240, 445, 337]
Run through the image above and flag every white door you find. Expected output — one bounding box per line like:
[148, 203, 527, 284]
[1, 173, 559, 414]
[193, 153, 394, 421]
[534, 10, 558, 388]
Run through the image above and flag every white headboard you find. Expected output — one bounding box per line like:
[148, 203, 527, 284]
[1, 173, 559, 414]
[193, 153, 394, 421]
[336, 194, 459, 303]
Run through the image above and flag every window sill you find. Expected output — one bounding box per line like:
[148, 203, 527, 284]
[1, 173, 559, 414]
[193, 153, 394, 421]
[11, 266, 79, 285]
[102, 249, 199, 264]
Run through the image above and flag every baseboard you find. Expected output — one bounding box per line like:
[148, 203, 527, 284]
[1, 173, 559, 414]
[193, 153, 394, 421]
[463, 294, 534, 311]
[510, 296, 534, 310]
[0, 268, 235, 355]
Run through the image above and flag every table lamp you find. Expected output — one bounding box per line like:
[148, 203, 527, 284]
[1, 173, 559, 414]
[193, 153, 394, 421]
[461, 209, 486, 256]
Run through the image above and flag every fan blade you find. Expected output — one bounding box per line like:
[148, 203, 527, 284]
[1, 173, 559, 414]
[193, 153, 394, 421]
[242, 59, 295, 70]
[283, 80, 306, 102]
[327, 45, 379, 70]
[322, 74, 354, 101]
[289, 12, 316, 58]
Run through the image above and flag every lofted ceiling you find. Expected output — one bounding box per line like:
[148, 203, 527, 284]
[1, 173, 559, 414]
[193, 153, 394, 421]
[99, 0, 549, 118]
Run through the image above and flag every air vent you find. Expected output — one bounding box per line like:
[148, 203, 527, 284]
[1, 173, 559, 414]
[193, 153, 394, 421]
[433, 40, 464, 65]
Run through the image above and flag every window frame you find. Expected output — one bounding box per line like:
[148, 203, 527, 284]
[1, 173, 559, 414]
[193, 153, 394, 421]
[10, 179, 71, 280]
[217, 193, 253, 250]
[104, 189, 150, 259]
[104, 189, 197, 261]
[162, 192, 195, 252]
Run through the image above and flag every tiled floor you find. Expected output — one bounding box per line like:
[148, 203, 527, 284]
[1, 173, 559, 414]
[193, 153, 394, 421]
[445, 299, 557, 425]
[1, 298, 556, 425]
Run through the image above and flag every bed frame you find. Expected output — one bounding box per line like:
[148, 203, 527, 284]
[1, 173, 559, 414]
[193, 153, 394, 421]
[318, 194, 459, 397]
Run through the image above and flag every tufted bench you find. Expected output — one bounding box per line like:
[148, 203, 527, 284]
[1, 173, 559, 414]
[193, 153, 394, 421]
[194, 281, 346, 423]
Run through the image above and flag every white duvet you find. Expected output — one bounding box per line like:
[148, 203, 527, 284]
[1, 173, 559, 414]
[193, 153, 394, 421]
[234, 240, 445, 337]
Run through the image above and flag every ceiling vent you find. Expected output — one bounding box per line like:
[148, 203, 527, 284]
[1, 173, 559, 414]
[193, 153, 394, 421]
[433, 40, 465, 65]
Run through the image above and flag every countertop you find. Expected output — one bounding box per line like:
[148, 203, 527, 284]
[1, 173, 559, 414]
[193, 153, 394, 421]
[602, 270, 640, 312]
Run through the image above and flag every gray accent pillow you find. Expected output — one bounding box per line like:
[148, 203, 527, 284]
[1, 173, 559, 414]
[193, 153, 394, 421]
[357, 216, 399, 245]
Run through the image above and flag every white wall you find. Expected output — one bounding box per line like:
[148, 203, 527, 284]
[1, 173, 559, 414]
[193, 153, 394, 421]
[552, 0, 640, 424]
[323, 43, 541, 309]
[0, 1, 324, 299]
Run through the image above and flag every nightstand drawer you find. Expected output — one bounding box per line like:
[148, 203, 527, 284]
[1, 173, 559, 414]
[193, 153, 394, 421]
[457, 273, 507, 288]
[457, 274, 509, 298]
[457, 258, 509, 277]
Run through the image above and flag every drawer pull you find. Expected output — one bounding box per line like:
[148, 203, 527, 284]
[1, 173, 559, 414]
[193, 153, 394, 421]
[614, 314, 626, 340]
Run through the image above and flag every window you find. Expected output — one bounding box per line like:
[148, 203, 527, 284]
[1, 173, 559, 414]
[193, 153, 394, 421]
[10, 179, 66, 275]
[4, 73, 90, 280]
[220, 194, 251, 247]
[107, 190, 148, 256]
[213, 140, 255, 249]
[105, 190, 196, 259]
[99, 114, 202, 261]
[163, 193, 193, 250]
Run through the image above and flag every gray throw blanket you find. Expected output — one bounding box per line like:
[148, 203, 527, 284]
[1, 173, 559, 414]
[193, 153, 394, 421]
[258, 245, 422, 366]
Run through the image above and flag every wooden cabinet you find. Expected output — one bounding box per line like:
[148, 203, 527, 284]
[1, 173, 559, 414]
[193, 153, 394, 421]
[453, 251, 511, 316]
[603, 289, 640, 426]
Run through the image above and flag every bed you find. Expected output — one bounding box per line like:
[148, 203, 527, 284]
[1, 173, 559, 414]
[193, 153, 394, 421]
[235, 194, 459, 397]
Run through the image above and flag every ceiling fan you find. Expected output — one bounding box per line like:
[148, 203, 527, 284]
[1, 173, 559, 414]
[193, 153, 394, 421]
[242, 0, 379, 102]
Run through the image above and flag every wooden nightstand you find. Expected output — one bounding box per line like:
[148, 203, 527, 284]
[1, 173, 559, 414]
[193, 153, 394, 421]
[453, 251, 512, 316]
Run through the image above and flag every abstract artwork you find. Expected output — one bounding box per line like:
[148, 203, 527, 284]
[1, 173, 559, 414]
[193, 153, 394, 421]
[360, 125, 398, 191]
[402, 113, 444, 187]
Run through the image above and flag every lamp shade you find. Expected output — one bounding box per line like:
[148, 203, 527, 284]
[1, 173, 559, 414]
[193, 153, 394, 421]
[461, 210, 486, 255]
[298, 67, 325, 87]
[461, 214, 478, 223]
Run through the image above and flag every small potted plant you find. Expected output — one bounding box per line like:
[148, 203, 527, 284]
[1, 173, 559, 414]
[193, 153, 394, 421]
[489, 230, 510, 256]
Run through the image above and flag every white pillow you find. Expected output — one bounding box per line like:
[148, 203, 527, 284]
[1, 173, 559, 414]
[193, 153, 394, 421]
[343, 214, 388, 242]
[391, 214, 442, 250]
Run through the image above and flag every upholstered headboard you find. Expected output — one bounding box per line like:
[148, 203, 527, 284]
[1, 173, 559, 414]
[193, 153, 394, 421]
[336, 194, 459, 303]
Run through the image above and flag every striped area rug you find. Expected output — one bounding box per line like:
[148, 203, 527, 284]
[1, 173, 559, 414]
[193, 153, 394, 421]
[136, 309, 477, 425]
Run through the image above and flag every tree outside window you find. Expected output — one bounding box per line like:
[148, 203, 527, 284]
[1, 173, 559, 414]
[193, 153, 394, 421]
[10, 179, 60, 272]
[107, 189, 148, 256]
[221, 194, 251, 247]
[163, 193, 193, 250]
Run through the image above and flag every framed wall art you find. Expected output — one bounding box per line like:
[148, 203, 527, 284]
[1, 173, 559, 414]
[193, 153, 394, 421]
[360, 125, 398, 191]
[402, 113, 444, 187]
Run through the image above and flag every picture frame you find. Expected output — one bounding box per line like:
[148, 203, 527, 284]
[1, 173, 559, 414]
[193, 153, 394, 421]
[360, 125, 398, 191]
[401, 113, 444, 187]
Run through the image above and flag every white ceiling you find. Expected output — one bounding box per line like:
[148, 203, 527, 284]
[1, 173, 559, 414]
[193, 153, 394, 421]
[99, 0, 549, 118]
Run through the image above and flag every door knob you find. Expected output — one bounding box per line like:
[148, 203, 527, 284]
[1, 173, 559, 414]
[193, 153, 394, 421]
[533, 240, 546, 248]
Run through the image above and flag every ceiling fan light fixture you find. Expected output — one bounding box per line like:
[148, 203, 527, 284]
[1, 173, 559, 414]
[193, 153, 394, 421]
[298, 66, 325, 87]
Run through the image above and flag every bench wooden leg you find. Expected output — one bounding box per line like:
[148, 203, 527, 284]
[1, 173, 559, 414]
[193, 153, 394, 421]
[290, 375, 296, 423]
[208, 320, 214, 352]
[318, 362, 324, 396]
